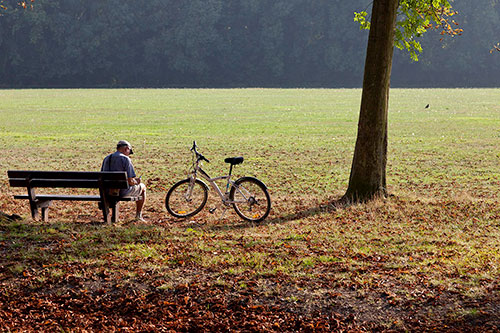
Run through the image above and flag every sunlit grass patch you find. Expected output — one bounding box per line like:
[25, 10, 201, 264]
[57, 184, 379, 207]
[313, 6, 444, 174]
[112, 243, 164, 261]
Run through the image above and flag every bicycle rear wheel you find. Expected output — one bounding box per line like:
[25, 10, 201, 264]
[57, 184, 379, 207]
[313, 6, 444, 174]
[230, 177, 271, 222]
[165, 178, 208, 218]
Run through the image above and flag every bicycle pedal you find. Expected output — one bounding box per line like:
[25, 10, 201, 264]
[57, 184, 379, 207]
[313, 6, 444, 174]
[209, 207, 217, 214]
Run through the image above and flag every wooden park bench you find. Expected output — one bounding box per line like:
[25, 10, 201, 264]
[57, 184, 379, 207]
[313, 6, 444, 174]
[7, 170, 142, 223]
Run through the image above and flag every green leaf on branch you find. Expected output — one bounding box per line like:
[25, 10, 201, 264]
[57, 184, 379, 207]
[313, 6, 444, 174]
[354, 11, 370, 30]
[354, 0, 457, 62]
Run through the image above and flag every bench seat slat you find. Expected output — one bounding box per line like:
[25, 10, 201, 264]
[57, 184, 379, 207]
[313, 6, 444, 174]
[14, 194, 101, 201]
[13, 194, 141, 202]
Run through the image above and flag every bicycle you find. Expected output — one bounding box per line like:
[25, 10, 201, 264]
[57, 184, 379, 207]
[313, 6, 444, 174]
[165, 141, 271, 222]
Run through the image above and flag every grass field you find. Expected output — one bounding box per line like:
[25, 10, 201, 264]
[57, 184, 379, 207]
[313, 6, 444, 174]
[1, 88, 499, 330]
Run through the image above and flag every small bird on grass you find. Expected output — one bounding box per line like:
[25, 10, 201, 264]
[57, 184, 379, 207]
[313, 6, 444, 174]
[425, 104, 430, 108]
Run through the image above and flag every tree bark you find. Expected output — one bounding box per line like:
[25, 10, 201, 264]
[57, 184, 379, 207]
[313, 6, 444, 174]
[343, 0, 399, 202]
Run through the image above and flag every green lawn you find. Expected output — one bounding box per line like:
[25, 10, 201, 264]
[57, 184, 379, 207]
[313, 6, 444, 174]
[1, 88, 498, 199]
[0, 88, 499, 330]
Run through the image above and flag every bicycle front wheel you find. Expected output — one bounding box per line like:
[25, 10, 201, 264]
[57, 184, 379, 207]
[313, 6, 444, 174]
[165, 179, 208, 218]
[230, 177, 271, 222]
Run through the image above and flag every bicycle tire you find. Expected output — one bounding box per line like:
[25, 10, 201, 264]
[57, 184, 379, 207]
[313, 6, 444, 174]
[165, 178, 208, 218]
[230, 177, 271, 222]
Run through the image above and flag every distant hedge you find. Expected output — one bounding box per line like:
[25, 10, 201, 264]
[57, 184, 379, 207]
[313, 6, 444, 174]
[1, 0, 499, 87]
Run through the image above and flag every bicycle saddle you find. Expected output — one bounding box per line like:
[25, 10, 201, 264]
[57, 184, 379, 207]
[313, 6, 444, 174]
[224, 157, 244, 165]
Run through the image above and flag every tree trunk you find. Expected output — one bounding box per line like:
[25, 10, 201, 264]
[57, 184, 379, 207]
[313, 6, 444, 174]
[343, 0, 399, 202]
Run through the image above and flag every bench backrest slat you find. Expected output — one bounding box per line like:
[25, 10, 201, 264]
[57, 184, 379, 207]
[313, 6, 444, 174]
[7, 170, 130, 189]
[8, 170, 127, 180]
[8, 178, 129, 189]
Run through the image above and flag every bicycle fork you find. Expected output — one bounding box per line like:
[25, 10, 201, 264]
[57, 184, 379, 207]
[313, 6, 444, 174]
[184, 174, 197, 202]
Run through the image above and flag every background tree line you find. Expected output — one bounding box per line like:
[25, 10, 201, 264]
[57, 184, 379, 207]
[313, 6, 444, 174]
[0, 0, 498, 88]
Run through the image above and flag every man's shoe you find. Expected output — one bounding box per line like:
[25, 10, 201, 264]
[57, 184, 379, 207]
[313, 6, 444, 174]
[134, 216, 146, 222]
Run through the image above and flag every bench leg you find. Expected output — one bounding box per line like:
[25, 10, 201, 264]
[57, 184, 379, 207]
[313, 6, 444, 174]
[103, 209, 111, 223]
[27, 187, 39, 220]
[100, 201, 111, 223]
[112, 202, 119, 223]
[39, 201, 51, 222]
[30, 205, 39, 221]
[41, 207, 49, 222]
[29, 200, 51, 221]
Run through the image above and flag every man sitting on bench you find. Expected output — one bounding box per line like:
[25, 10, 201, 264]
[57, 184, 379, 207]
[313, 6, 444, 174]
[102, 140, 146, 222]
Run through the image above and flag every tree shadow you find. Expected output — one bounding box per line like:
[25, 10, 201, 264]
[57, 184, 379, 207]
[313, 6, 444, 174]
[265, 199, 347, 224]
[204, 198, 351, 232]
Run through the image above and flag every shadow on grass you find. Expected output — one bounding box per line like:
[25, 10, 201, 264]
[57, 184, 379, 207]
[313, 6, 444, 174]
[257, 193, 398, 228]
[265, 199, 344, 224]
[204, 198, 348, 232]
[3, 211, 500, 331]
[0, 216, 169, 268]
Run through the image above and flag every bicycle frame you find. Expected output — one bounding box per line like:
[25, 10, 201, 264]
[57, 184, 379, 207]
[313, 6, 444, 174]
[189, 161, 240, 205]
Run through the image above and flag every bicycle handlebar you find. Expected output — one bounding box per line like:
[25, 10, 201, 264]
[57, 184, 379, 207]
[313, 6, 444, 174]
[191, 140, 210, 163]
[199, 154, 210, 163]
